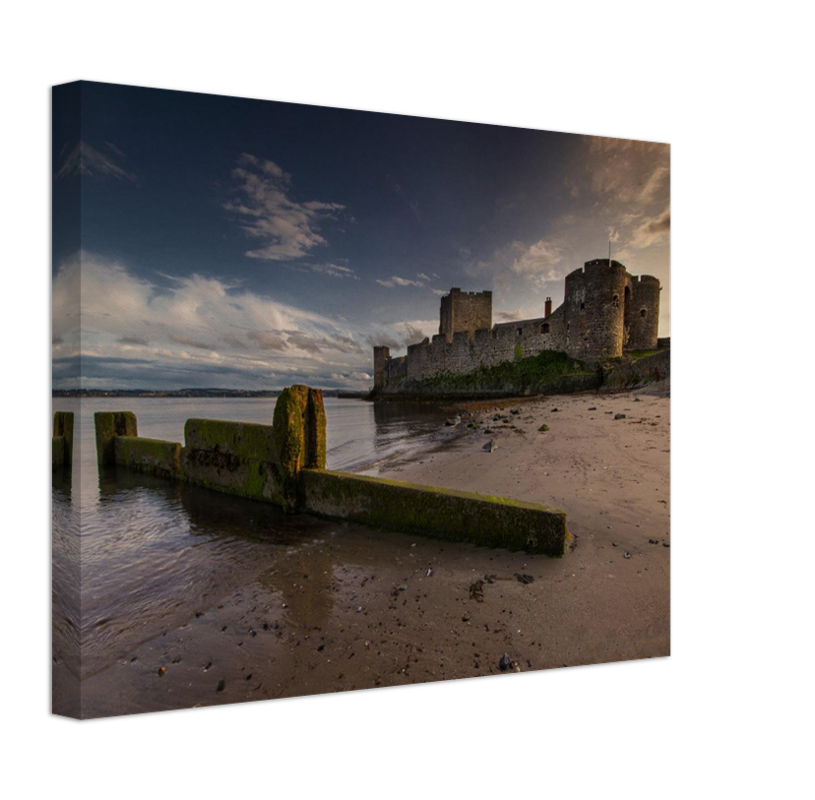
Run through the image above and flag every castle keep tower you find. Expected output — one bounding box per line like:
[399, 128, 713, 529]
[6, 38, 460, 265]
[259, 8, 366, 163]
[563, 259, 629, 360]
[561, 259, 661, 359]
[439, 288, 492, 339]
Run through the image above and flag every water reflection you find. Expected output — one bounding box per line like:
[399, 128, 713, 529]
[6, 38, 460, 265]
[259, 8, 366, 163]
[52, 465, 80, 717]
[52, 396, 456, 703]
[258, 545, 336, 630]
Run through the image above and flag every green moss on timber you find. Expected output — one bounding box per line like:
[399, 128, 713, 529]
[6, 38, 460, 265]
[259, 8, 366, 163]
[630, 349, 661, 360]
[52, 436, 65, 468]
[53, 412, 74, 466]
[115, 436, 181, 479]
[184, 418, 277, 462]
[302, 469, 568, 557]
[309, 389, 327, 469]
[95, 411, 137, 466]
[273, 386, 307, 472]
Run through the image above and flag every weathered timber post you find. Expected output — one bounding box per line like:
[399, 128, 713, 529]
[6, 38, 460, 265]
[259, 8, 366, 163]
[52, 411, 74, 468]
[271, 385, 326, 508]
[94, 411, 137, 467]
[180, 386, 326, 511]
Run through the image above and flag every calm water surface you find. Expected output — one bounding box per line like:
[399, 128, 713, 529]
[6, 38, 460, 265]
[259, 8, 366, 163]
[52, 397, 455, 705]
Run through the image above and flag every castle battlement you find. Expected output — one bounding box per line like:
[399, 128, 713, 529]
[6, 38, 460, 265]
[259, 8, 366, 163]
[373, 258, 660, 390]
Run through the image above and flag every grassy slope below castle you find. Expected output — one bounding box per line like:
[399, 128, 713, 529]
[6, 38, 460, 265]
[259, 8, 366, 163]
[379, 350, 600, 399]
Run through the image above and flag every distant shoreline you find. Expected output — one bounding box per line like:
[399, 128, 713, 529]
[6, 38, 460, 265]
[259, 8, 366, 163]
[51, 389, 366, 399]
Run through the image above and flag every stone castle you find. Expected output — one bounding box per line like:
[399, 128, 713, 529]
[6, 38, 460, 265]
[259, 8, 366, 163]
[373, 258, 661, 390]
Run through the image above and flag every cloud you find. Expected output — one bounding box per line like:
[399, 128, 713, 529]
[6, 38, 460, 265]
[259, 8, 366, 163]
[224, 153, 345, 261]
[509, 238, 563, 275]
[376, 275, 424, 288]
[305, 262, 358, 279]
[171, 333, 212, 350]
[495, 309, 525, 322]
[51, 252, 374, 390]
[585, 136, 670, 207]
[247, 330, 289, 351]
[55, 141, 137, 182]
[629, 205, 671, 249]
[363, 319, 437, 352]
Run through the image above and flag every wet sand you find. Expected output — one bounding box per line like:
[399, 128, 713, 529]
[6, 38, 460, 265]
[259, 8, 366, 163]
[80, 384, 669, 718]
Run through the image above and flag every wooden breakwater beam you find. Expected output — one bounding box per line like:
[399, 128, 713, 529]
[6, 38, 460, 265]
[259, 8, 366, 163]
[94, 385, 569, 556]
[52, 411, 74, 469]
[301, 470, 568, 556]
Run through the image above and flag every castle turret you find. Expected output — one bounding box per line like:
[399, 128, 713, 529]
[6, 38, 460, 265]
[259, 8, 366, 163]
[624, 275, 661, 352]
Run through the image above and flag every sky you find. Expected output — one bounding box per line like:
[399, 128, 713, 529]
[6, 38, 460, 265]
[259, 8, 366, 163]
[52, 82, 670, 391]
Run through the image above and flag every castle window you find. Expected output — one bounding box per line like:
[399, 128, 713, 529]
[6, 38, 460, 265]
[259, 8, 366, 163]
[517, 327, 523, 336]
[541, 323, 550, 334]
[640, 309, 647, 318]
[612, 294, 620, 309]
[580, 302, 586, 310]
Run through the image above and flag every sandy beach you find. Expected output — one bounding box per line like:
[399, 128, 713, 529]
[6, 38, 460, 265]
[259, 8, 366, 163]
[78, 384, 669, 718]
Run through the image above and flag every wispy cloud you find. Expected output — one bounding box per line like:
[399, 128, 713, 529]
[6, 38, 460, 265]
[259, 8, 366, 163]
[303, 262, 359, 279]
[628, 205, 671, 249]
[56, 141, 137, 182]
[362, 319, 437, 352]
[224, 153, 346, 261]
[585, 136, 669, 206]
[376, 275, 424, 288]
[509, 237, 563, 276]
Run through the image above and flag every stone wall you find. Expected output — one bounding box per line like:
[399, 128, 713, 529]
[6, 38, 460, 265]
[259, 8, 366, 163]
[375, 260, 662, 391]
[625, 275, 661, 352]
[406, 308, 569, 383]
[602, 349, 670, 390]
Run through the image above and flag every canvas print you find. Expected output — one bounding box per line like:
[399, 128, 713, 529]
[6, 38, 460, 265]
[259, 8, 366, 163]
[52, 82, 670, 719]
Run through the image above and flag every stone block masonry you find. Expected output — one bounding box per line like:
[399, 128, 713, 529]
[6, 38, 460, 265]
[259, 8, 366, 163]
[374, 259, 662, 393]
[94, 385, 569, 556]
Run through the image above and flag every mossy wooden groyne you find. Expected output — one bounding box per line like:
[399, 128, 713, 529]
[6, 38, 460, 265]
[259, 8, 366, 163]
[96, 386, 326, 512]
[94, 384, 569, 555]
[301, 470, 569, 556]
[52, 411, 74, 469]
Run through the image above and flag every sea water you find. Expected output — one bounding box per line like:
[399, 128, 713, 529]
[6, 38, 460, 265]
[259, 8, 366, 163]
[51, 397, 454, 704]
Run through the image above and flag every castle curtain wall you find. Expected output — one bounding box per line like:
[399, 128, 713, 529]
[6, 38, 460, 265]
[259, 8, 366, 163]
[378, 260, 660, 388]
